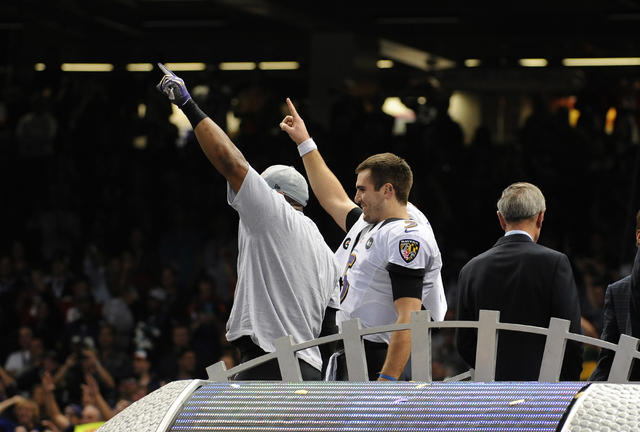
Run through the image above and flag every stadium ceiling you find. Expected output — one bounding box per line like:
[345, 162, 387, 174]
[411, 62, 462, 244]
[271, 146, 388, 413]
[3, 0, 640, 84]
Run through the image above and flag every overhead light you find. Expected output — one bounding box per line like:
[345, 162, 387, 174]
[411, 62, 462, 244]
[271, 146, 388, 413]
[464, 59, 481, 68]
[126, 63, 154, 72]
[258, 61, 299, 70]
[562, 57, 640, 66]
[219, 62, 256, 71]
[137, 104, 147, 118]
[376, 59, 394, 69]
[605, 107, 617, 134]
[519, 58, 548, 67]
[379, 38, 455, 71]
[382, 97, 415, 119]
[61, 63, 114, 72]
[163, 62, 206, 71]
[34, 63, 46, 71]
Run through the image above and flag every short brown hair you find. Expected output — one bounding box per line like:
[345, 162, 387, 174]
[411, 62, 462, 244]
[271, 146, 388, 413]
[636, 209, 640, 231]
[355, 153, 413, 204]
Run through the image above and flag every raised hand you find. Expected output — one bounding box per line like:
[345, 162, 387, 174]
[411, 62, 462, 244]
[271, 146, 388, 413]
[156, 63, 192, 106]
[279, 98, 311, 145]
[42, 371, 56, 392]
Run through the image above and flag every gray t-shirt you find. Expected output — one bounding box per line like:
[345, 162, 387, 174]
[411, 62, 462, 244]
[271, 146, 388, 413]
[226, 166, 340, 370]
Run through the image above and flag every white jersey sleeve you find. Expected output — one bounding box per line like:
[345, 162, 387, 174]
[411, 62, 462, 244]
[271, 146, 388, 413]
[386, 219, 431, 271]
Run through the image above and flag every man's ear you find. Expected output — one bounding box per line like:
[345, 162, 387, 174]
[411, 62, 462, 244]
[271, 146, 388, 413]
[536, 210, 545, 228]
[636, 229, 640, 247]
[383, 183, 394, 197]
[497, 211, 507, 231]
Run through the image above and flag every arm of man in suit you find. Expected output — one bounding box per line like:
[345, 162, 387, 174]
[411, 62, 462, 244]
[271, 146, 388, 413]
[589, 285, 618, 381]
[551, 254, 583, 380]
[455, 266, 477, 368]
[629, 246, 640, 338]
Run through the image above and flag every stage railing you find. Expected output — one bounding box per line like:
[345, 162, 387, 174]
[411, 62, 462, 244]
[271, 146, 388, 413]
[205, 309, 640, 383]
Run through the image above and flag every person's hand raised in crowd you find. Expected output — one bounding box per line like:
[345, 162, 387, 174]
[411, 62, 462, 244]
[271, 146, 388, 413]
[280, 98, 311, 145]
[41, 419, 61, 432]
[82, 349, 99, 367]
[41, 371, 56, 393]
[64, 352, 78, 369]
[84, 373, 100, 397]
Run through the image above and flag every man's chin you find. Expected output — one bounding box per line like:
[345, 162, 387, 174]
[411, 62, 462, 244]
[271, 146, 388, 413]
[362, 213, 378, 224]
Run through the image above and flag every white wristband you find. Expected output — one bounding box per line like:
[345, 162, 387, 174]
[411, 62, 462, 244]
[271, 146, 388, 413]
[297, 138, 317, 157]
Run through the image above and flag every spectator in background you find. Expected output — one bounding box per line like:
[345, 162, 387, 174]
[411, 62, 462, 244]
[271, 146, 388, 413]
[0, 255, 17, 295]
[456, 182, 583, 380]
[189, 276, 224, 370]
[172, 349, 198, 381]
[15, 336, 45, 392]
[219, 344, 240, 372]
[95, 324, 131, 387]
[0, 395, 41, 431]
[131, 350, 159, 394]
[15, 92, 58, 160]
[53, 339, 115, 406]
[156, 323, 192, 382]
[0, 365, 16, 401]
[16, 349, 58, 398]
[4, 327, 33, 378]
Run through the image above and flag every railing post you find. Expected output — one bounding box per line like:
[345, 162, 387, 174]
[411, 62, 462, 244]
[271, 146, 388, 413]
[608, 334, 640, 383]
[538, 317, 570, 382]
[474, 310, 500, 382]
[274, 335, 303, 382]
[206, 360, 229, 382]
[342, 319, 369, 381]
[410, 310, 432, 382]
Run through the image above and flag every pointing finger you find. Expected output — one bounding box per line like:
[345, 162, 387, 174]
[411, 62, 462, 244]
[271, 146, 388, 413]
[157, 63, 175, 76]
[286, 98, 300, 119]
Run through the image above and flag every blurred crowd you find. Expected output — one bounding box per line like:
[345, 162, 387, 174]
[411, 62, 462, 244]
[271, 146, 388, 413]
[0, 69, 639, 430]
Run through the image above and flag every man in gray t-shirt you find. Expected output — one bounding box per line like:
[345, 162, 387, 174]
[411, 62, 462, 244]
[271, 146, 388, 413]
[157, 64, 340, 380]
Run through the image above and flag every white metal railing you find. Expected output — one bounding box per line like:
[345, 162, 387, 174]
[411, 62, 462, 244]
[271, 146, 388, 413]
[205, 309, 640, 383]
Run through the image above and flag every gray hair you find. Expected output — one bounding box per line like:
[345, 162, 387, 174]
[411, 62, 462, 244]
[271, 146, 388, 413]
[497, 182, 546, 222]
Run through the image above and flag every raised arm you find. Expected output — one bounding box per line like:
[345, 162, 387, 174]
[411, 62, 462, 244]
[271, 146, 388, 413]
[280, 98, 356, 232]
[156, 63, 248, 192]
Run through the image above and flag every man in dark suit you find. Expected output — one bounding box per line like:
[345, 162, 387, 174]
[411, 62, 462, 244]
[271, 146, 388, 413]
[590, 210, 640, 381]
[456, 182, 583, 381]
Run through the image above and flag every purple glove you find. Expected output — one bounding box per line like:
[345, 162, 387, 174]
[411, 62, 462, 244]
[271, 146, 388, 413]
[156, 63, 191, 106]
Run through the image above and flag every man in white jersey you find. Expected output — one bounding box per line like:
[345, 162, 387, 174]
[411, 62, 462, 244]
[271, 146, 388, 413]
[280, 98, 447, 381]
[157, 65, 340, 380]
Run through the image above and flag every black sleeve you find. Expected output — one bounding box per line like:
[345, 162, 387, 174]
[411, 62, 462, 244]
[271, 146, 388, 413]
[345, 207, 363, 232]
[386, 262, 425, 301]
[551, 254, 583, 380]
[630, 247, 640, 338]
[589, 285, 617, 381]
[455, 264, 477, 368]
[319, 306, 339, 376]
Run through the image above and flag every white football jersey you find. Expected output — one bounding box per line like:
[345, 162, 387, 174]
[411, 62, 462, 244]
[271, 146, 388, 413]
[335, 203, 447, 344]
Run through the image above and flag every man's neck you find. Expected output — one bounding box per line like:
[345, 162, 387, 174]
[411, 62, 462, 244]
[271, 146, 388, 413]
[379, 202, 408, 221]
[504, 223, 537, 243]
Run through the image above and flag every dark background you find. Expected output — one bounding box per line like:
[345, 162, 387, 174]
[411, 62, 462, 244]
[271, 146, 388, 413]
[1, 0, 640, 391]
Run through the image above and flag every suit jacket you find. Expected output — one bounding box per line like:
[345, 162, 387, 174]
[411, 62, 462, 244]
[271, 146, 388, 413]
[589, 275, 639, 380]
[629, 246, 640, 346]
[456, 234, 583, 381]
